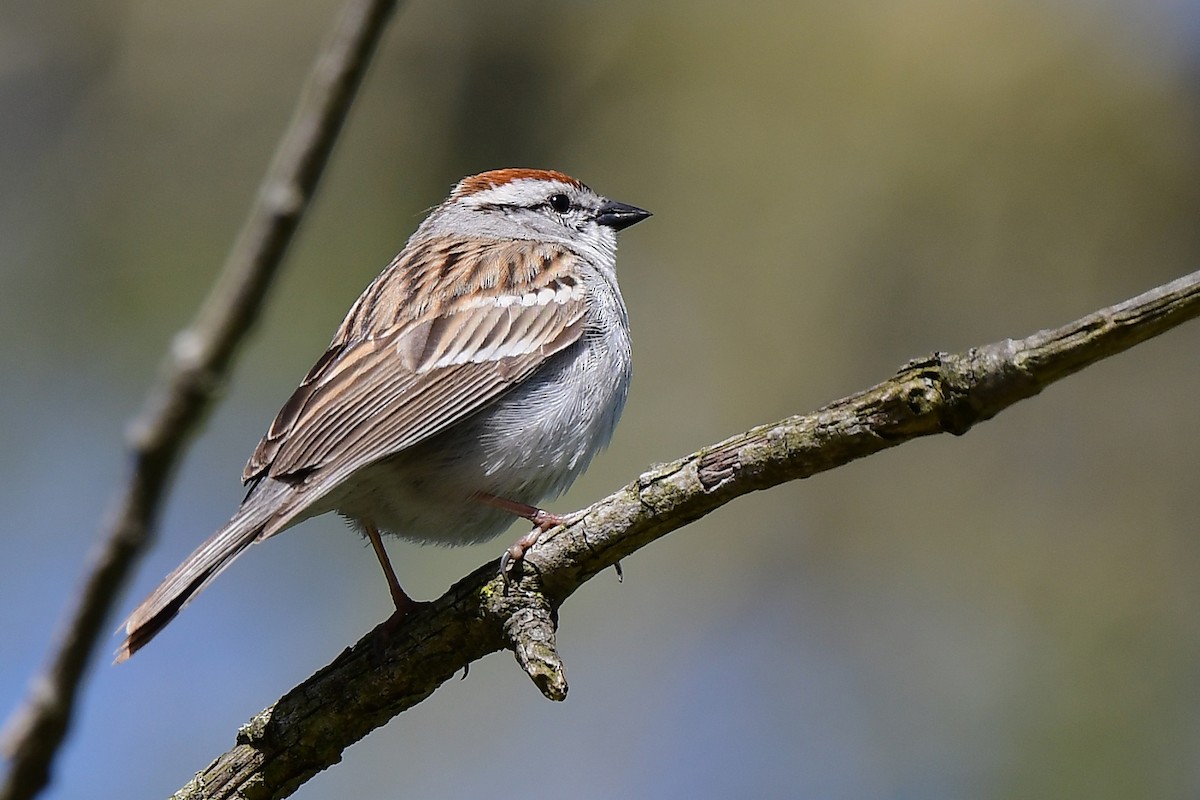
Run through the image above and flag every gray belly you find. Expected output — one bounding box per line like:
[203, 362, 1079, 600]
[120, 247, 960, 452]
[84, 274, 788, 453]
[330, 328, 631, 545]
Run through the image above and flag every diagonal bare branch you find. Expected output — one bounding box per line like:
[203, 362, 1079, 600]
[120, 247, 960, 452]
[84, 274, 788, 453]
[0, 3, 404, 799]
[171, 270, 1200, 800]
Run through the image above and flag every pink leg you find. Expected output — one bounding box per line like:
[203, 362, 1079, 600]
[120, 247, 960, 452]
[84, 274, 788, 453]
[475, 492, 566, 585]
[364, 521, 419, 615]
[474, 492, 565, 529]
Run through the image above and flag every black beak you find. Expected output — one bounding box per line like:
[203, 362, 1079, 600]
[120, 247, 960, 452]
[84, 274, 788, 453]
[597, 199, 652, 231]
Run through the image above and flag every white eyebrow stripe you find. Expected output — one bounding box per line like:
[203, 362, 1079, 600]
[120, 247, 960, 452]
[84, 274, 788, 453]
[463, 179, 579, 208]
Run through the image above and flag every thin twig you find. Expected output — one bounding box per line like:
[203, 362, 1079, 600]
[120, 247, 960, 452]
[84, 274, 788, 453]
[0, 3, 402, 799]
[169, 270, 1200, 800]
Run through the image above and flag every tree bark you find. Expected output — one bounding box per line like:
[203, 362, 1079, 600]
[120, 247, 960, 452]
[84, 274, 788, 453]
[168, 270, 1200, 800]
[0, 3, 404, 799]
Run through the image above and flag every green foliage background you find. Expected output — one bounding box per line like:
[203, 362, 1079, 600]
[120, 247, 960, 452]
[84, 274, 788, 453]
[2, 2, 1199, 797]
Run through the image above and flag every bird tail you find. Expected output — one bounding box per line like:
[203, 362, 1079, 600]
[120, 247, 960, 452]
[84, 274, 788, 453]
[115, 481, 292, 663]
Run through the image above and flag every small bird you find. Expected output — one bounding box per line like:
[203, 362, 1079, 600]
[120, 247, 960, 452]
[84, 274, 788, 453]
[116, 168, 649, 662]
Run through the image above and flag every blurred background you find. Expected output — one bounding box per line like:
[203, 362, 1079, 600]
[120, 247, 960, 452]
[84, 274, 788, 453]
[3, 1, 1200, 797]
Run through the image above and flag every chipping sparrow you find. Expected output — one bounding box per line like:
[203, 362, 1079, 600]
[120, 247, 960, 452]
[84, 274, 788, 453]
[116, 168, 649, 662]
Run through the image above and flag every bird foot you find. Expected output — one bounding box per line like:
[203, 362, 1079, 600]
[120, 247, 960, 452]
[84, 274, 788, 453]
[498, 522, 562, 589]
[372, 597, 430, 637]
[474, 493, 566, 588]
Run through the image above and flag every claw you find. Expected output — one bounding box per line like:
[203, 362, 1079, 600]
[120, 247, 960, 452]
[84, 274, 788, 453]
[498, 525, 547, 589]
[478, 492, 568, 590]
[499, 549, 513, 588]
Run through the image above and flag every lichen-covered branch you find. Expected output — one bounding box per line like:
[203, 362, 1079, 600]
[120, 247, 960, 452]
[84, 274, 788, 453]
[172, 270, 1200, 800]
[0, 4, 403, 800]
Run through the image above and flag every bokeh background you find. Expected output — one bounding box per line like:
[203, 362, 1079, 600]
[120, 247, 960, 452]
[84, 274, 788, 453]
[4, 2, 1200, 798]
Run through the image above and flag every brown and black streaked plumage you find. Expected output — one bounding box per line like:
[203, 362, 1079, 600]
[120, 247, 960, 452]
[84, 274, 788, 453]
[117, 169, 649, 661]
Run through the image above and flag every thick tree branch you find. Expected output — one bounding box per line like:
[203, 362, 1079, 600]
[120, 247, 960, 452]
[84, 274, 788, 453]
[0, 3, 402, 799]
[172, 270, 1200, 800]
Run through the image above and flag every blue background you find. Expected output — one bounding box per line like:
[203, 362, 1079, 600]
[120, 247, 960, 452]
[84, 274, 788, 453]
[3, 2, 1200, 798]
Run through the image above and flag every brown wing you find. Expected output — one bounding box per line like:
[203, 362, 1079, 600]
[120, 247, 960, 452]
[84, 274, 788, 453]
[243, 238, 587, 500]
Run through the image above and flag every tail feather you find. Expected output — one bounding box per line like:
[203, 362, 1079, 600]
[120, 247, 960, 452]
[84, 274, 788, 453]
[115, 482, 292, 662]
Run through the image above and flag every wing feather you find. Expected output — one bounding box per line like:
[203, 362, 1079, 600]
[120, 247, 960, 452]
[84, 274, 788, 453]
[242, 240, 588, 518]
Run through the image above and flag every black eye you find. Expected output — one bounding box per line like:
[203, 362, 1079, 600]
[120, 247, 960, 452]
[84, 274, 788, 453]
[548, 193, 571, 213]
